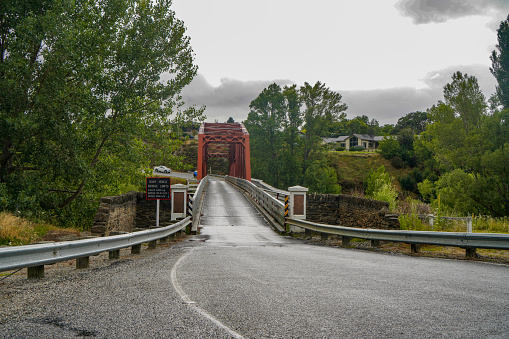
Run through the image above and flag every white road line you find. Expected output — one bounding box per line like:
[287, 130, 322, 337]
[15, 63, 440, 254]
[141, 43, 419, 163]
[171, 247, 245, 339]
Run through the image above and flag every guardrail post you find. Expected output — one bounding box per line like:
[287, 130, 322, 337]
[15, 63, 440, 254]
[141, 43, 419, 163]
[411, 244, 421, 253]
[109, 249, 120, 259]
[321, 233, 328, 240]
[466, 248, 477, 258]
[131, 244, 141, 254]
[108, 231, 127, 259]
[371, 240, 381, 247]
[342, 236, 351, 246]
[148, 240, 157, 249]
[76, 257, 90, 269]
[288, 186, 308, 233]
[27, 265, 44, 279]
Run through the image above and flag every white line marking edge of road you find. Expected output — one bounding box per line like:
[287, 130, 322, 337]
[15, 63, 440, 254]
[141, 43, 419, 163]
[171, 247, 245, 339]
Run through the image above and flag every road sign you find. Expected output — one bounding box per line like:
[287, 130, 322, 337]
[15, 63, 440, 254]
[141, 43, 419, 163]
[146, 177, 171, 200]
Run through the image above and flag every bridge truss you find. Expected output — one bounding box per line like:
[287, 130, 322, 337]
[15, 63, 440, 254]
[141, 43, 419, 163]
[197, 122, 251, 181]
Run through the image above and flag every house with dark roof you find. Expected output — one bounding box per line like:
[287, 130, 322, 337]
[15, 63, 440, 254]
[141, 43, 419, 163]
[323, 134, 387, 150]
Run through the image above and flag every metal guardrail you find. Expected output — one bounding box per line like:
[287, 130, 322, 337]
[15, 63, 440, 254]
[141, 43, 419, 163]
[251, 179, 288, 202]
[286, 218, 509, 250]
[0, 217, 191, 273]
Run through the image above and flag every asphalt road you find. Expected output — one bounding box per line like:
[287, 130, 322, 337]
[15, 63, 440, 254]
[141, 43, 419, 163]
[1, 178, 508, 338]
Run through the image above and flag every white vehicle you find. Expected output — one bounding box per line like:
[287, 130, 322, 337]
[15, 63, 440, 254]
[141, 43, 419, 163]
[154, 165, 171, 173]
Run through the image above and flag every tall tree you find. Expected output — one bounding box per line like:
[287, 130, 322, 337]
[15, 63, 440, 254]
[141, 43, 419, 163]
[0, 0, 201, 218]
[280, 84, 303, 187]
[300, 81, 347, 177]
[422, 73, 486, 172]
[491, 14, 509, 109]
[245, 83, 286, 186]
[443, 71, 486, 134]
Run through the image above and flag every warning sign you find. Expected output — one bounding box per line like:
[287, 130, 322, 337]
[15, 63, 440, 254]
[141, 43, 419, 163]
[146, 177, 171, 200]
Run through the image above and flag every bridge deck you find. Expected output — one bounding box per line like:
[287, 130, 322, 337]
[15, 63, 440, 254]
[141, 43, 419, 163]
[198, 179, 289, 247]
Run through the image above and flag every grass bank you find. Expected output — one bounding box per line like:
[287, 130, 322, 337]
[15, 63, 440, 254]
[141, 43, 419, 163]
[326, 151, 411, 192]
[0, 212, 75, 246]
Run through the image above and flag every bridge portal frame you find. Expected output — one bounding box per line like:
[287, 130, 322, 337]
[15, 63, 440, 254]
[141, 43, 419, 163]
[197, 122, 251, 181]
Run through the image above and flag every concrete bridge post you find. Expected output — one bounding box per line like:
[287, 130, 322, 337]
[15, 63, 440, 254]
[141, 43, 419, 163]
[171, 184, 188, 221]
[288, 186, 308, 233]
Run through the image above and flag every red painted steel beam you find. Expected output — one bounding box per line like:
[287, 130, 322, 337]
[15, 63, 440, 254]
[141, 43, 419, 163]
[197, 122, 251, 181]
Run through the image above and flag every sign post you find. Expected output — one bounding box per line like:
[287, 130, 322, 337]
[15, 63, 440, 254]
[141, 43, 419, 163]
[146, 177, 171, 227]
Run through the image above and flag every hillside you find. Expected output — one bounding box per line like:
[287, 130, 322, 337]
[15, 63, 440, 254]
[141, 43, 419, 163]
[326, 151, 412, 193]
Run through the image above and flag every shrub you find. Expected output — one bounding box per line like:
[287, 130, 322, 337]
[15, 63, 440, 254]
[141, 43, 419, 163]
[417, 179, 435, 202]
[399, 213, 428, 231]
[391, 156, 404, 169]
[399, 175, 415, 191]
[349, 145, 365, 152]
[378, 136, 401, 159]
[334, 145, 345, 151]
[303, 161, 342, 194]
[365, 166, 398, 211]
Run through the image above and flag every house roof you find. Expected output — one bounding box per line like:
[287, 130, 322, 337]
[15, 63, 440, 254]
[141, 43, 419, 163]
[323, 134, 387, 143]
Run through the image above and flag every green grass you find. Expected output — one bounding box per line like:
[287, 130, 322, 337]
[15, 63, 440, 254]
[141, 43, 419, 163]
[398, 213, 509, 234]
[473, 216, 509, 233]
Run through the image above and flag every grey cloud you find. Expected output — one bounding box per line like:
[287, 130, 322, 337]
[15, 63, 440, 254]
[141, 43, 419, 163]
[342, 64, 496, 125]
[396, 0, 509, 26]
[180, 73, 293, 123]
[181, 66, 496, 126]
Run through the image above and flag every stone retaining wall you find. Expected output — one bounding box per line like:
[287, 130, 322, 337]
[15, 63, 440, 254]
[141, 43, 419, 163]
[91, 191, 174, 235]
[306, 193, 399, 230]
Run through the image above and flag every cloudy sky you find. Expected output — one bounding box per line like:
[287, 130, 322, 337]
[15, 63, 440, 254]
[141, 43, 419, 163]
[171, 0, 509, 125]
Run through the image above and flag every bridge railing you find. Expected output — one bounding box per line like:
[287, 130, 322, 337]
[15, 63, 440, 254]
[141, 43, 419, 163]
[251, 179, 288, 202]
[188, 175, 211, 233]
[225, 176, 285, 230]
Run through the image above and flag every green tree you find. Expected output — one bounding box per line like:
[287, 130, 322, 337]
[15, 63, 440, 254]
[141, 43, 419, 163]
[300, 81, 347, 177]
[0, 0, 202, 223]
[245, 83, 286, 186]
[378, 136, 401, 160]
[443, 71, 486, 134]
[393, 111, 429, 134]
[303, 161, 341, 194]
[280, 84, 303, 187]
[422, 73, 486, 172]
[434, 169, 478, 215]
[491, 14, 509, 109]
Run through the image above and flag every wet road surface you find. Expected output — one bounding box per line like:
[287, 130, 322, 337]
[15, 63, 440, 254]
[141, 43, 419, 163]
[1, 178, 508, 338]
[175, 179, 509, 338]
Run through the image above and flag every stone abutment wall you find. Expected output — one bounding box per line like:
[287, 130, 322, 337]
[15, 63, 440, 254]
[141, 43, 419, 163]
[91, 191, 173, 235]
[306, 193, 399, 230]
